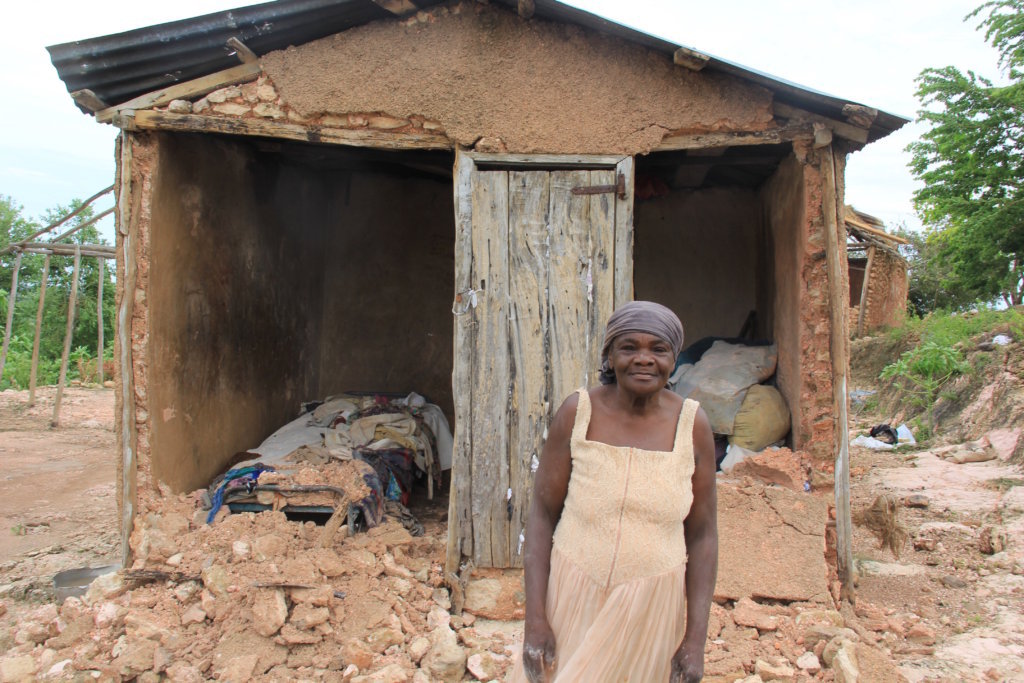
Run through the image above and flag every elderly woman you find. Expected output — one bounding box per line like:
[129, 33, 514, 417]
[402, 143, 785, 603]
[512, 301, 718, 683]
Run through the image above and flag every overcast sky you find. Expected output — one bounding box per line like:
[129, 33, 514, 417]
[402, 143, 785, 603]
[0, 0, 1004, 241]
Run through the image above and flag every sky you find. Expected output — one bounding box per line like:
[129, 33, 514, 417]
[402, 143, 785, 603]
[0, 0, 1006, 243]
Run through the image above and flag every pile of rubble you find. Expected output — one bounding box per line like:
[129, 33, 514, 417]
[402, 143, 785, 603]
[0, 487, 514, 683]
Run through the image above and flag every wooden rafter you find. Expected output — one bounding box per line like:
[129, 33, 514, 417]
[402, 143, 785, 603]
[655, 122, 815, 151]
[774, 102, 869, 144]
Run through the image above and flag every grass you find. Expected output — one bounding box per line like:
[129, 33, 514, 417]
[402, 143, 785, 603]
[986, 477, 1024, 492]
[886, 306, 1024, 349]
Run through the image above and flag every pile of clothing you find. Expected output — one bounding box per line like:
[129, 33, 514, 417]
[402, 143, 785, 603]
[201, 392, 453, 533]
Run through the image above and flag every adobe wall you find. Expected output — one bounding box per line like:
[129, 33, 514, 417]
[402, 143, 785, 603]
[317, 171, 456, 420]
[634, 188, 761, 344]
[759, 145, 846, 461]
[259, 2, 774, 155]
[862, 249, 908, 332]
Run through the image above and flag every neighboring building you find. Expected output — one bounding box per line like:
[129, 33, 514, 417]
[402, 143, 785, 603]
[846, 207, 909, 335]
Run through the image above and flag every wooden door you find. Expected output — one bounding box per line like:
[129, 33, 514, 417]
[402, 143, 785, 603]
[447, 151, 635, 572]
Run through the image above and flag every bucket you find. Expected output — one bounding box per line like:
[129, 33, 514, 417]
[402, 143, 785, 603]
[52, 564, 119, 602]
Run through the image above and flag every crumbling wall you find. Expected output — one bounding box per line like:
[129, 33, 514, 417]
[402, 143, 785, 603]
[861, 250, 908, 332]
[634, 188, 760, 343]
[317, 171, 455, 420]
[145, 133, 329, 495]
[259, 2, 774, 155]
[759, 146, 844, 462]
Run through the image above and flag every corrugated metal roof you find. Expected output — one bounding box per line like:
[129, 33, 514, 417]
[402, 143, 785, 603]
[48, 0, 907, 141]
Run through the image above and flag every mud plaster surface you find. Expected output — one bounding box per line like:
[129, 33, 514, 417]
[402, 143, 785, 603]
[261, 3, 774, 154]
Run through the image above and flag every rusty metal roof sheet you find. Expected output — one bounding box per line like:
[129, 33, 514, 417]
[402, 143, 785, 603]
[48, 0, 908, 142]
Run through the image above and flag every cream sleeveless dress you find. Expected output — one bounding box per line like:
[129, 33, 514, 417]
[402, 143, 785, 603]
[511, 389, 699, 682]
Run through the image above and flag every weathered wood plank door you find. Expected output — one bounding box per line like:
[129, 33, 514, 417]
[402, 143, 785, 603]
[447, 151, 635, 572]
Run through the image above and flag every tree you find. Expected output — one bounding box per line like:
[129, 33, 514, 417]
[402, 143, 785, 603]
[907, 0, 1024, 307]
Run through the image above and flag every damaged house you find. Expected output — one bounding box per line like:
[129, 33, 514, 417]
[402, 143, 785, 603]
[48, 0, 908, 595]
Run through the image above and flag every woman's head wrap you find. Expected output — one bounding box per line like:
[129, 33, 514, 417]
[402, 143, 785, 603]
[599, 301, 684, 385]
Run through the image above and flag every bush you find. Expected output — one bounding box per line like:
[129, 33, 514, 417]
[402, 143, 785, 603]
[881, 341, 970, 431]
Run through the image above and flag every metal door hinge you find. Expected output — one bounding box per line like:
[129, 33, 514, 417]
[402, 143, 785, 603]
[571, 172, 626, 200]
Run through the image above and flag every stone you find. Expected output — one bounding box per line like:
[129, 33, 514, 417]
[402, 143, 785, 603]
[124, 612, 166, 641]
[290, 603, 330, 630]
[408, 636, 431, 663]
[732, 597, 779, 631]
[427, 606, 451, 630]
[822, 636, 854, 667]
[464, 578, 502, 615]
[166, 662, 203, 682]
[354, 663, 409, 682]
[384, 553, 413, 579]
[44, 659, 72, 679]
[112, 639, 157, 677]
[232, 540, 251, 559]
[903, 494, 930, 508]
[796, 652, 821, 673]
[754, 658, 795, 681]
[257, 84, 278, 101]
[180, 605, 206, 625]
[167, 99, 191, 114]
[201, 564, 232, 597]
[421, 627, 467, 683]
[715, 482, 830, 603]
[94, 601, 124, 629]
[343, 638, 375, 670]
[212, 102, 251, 117]
[279, 623, 321, 645]
[83, 571, 126, 605]
[979, 526, 1006, 554]
[366, 114, 409, 129]
[831, 642, 858, 683]
[0, 655, 36, 682]
[216, 654, 259, 682]
[913, 537, 937, 551]
[466, 651, 508, 680]
[432, 587, 451, 609]
[941, 575, 968, 589]
[986, 428, 1022, 461]
[731, 448, 808, 491]
[366, 627, 404, 654]
[254, 103, 284, 119]
[252, 588, 288, 637]
[192, 98, 210, 114]
[207, 86, 241, 103]
[906, 623, 936, 645]
[313, 549, 346, 577]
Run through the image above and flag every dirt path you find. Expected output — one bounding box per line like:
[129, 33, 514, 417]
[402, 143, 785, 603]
[0, 387, 119, 613]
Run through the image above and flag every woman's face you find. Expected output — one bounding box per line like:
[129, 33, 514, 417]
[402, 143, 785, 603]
[609, 332, 675, 393]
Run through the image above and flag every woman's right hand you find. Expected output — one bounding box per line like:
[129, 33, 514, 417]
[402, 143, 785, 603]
[522, 618, 557, 682]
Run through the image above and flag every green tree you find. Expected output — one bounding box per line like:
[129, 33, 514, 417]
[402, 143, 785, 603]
[907, 0, 1024, 307]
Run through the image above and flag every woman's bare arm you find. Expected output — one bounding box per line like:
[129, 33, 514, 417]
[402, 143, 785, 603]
[521, 394, 576, 682]
[672, 406, 718, 683]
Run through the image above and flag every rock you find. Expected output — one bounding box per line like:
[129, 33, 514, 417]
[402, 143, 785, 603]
[94, 601, 125, 629]
[754, 658, 795, 681]
[201, 564, 231, 597]
[913, 537, 937, 551]
[279, 623, 321, 645]
[831, 641, 858, 683]
[83, 571, 126, 605]
[979, 526, 1006, 554]
[112, 639, 157, 678]
[207, 86, 241, 103]
[254, 103, 284, 119]
[166, 552, 184, 566]
[232, 540, 251, 559]
[732, 597, 779, 631]
[366, 115, 409, 130]
[353, 663, 410, 683]
[43, 659, 72, 679]
[212, 102, 251, 117]
[940, 575, 968, 589]
[822, 636, 854, 667]
[383, 553, 413, 579]
[343, 638, 375, 670]
[903, 494, 930, 508]
[427, 606, 451, 630]
[716, 482, 830, 603]
[464, 577, 501, 615]
[312, 549, 346, 577]
[366, 627, 404, 654]
[731, 448, 808, 491]
[796, 652, 821, 673]
[422, 627, 467, 683]
[0, 654, 37, 682]
[906, 623, 936, 645]
[215, 654, 259, 682]
[252, 589, 288, 637]
[987, 428, 1022, 461]
[180, 605, 206, 625]
[408, 636, 431, 663]
[466, 651, 509, 680]
[257, 84, 277, 101]
[167, 99, 191, 114]
[124, 612, 165, 641]
[290, 603, 330, 630]
[166, 662, 203, 682]
[192, 99, 210, 114]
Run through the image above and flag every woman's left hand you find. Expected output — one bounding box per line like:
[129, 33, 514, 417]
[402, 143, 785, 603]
[669, 641, 704, 683]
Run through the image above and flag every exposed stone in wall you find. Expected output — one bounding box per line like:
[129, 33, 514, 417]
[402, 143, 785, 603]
[260, 1, 774, 155]
[859, 249, 908, 332]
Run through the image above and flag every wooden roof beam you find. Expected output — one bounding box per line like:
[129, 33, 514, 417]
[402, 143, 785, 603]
[655, 121, 814, 151]
[71, 89, 109, 113]
[96, 62, 261, 124]
[226, 37, 259, 64]
[674, 46, 710, 71]
[774, 102, 868, 144]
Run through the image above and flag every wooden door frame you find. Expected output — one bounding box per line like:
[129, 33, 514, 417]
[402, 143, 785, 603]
[446, 150, 635, 576]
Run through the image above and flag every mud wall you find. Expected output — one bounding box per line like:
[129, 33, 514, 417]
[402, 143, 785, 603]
[760, 155, 805, 449]
[261, 2, 774, 155]
[862, 250, 908, 332]
[145, 133, 329, 494]
[634, 188, 761, 344]
[317, 172, 455, 420]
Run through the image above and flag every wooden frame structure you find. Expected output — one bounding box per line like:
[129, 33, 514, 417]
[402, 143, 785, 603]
[0, 188, 116, 424]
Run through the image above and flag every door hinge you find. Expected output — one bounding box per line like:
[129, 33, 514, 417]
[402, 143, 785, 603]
[571, 172, 626, 200]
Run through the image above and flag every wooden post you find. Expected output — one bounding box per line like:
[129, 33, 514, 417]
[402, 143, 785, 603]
[0, 252, 23, 383]
[821, 145, 854, 602]
[52, 246, 81, 428]
[28, 255, 50, 405]
[97, 258, 105, 384]
[856, 245, 876, 338]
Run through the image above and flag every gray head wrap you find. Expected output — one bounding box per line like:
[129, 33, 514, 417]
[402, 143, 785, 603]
[599, 301, 684, 385]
